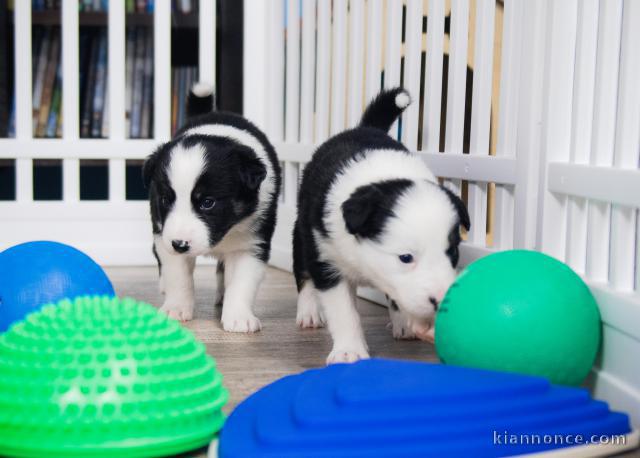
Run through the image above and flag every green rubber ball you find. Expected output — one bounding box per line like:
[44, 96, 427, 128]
[435, 250, 601, 386]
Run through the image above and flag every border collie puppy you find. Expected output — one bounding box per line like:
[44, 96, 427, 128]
[293, 88, 470, 363]
[143, 84, 281, 332]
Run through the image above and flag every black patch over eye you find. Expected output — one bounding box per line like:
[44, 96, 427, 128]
[398, 254, 414, 264]
[160, 195, 171, 208]
[199, 198, 216, 210]
[446, 225, 462, 267]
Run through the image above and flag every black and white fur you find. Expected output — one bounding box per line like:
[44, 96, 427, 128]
[143, 83, 281, 332]
[293, 88, 470, 364]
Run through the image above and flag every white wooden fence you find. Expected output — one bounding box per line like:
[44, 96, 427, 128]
[244, 0, 640, 426]
[0, 0, 217, 264]
[1, 0, 639, 429]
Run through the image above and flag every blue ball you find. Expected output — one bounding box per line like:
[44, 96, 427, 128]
[0, 241, 114, 332]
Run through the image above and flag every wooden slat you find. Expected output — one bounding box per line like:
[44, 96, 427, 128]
[330, 1, 347, 135]
[566, 0, 599, 274]
[586, 0, 623, 283]
[14, 0, 32, 140]
[299, 0, 316, 143]
[421, 0, 445, 153]
[466, 0, 495, 246]
[267, 0, 285, 141]
[153, 0, 171, 140]
[347, 0, 365, 128]
[493, 0, 523, 249]
[538, 0, 579, 260]
[62, 0, 79, 139]
[609, 0, 640, 292]
[63, 158, 79, 202]
[285, 0, 301, 143]
[108, 0, 125, 139]
[383, 0, 403, 137]
[15, 159, 33, 202]
[365, 0, 383, 102]
[548, 163, 640, 209]
[443, 0, 470, 195]
[400, 0, 423, 150]
[109, 158, 126, 202]
[199, 0, 217, 91]
[314, 0, 330, 142]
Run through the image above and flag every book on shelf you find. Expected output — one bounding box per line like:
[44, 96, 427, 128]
[125, 27, 135, 135]
[35, 31, 59, 137]
[140, 28, 153, 138]
[130, 27, 146, 138]
[91, 30, 107, 138]
[80, 31, 99, 138]
[32, 27, 51, 132]
[45, 63, 62, 138]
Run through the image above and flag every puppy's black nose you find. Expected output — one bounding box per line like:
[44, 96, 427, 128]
[429, 296, 439, 311]
[171, 240, 190, 253]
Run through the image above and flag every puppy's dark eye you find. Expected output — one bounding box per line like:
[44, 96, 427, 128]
[199, 198, 216, 210]
[398, 254, 414, 264]
[160, 196, 170, 208]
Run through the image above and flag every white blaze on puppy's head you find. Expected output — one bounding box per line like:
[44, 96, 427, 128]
[161, 143, 211, 256]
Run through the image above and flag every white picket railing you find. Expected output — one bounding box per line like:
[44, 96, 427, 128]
[0, 0, 216, 265]
[244, 0, 640, 426]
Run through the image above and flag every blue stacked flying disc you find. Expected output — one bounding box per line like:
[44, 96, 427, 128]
[218, 359, 634, 457]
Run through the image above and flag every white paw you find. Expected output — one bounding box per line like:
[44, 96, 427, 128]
[412, 322, 435, 343]
[296, 300, 325, 329]
[326, 346, 369, 364]
[389, 309, 417, 340]
[159, 299, 194, 321]
[296, 283, 325, 328]
[221, 312, 262, 333]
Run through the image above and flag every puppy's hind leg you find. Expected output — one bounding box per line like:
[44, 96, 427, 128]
[293, 223, 325, 328]
[214, 260, 225, 306]
[296, 281, 325, 328]
[220, 251, 264, 333]
[155, 236, 196, 321]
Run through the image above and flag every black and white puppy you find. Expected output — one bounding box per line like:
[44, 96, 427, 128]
[293, 88, 470, 363]
[143, 84, 281, 332]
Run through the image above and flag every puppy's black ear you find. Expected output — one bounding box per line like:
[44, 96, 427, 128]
[142, 149, 161, 189]
[235, 146, 267, 191]
[440, 185, 471, 230]
[342, 185, 384, 237]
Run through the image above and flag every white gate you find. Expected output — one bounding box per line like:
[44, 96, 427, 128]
[244, 0, 640, 426]
[0, 0, 217, 265]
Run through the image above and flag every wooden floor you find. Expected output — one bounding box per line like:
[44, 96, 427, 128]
[106, 265, 437, 457]
[107, 266, 638, 458]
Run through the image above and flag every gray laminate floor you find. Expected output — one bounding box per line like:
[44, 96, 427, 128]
[105, 265, 438, 457]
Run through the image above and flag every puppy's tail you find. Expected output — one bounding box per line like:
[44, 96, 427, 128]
[187, 82, 215, 118]
[359, 87, 411, 132]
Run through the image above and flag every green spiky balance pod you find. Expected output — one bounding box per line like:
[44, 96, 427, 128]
[0, 296, 228, 458]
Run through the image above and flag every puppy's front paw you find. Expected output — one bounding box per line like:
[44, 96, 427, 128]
[160, 299, 194, 322]
[221, 312, 262, 333]
[326, 346, 369, 364]
[389, 312, 417, 340]
[296, 298, 325, 328]
[412, 322, 435, 343]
